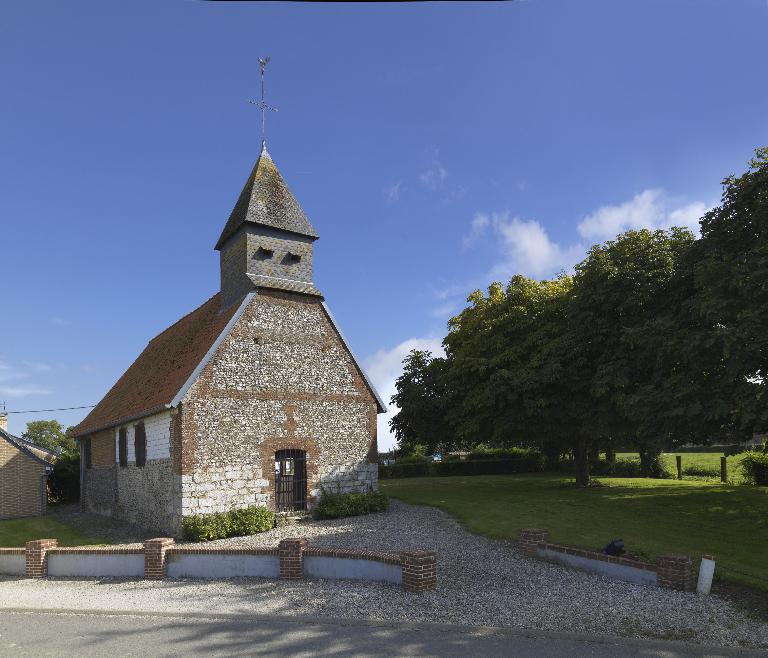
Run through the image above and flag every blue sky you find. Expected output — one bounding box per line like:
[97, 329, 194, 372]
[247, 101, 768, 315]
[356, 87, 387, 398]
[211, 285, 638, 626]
[1, 1, 767, 449]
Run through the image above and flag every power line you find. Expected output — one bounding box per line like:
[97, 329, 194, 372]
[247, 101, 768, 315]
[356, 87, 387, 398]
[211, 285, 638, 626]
[3, 405, 95, 415]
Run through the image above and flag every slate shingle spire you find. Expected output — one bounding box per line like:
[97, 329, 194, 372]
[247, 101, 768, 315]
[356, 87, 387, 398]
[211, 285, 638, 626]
[215, 142, 318, 250]
[216, 142, 321, 309]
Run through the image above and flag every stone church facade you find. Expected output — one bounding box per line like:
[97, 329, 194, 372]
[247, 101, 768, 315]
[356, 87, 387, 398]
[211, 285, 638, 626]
[73, 143, 385, 535]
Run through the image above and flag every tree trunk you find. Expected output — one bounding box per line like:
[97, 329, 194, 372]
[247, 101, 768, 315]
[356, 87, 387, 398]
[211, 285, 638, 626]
[605, 443, 616, 466]
[639, 447, 662, 477]
[574, 439, 590, 487]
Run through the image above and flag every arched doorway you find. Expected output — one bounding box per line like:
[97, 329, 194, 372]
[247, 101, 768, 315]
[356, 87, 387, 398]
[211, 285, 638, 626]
[274, 449, 307, 512]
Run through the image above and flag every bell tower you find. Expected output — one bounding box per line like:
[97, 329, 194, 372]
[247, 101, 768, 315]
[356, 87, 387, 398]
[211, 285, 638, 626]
[216, 142, 321, 309]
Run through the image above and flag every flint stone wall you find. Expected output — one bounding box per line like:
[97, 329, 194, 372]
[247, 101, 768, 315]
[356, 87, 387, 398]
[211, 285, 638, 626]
[82, 466, 116, 517]
[181, 291, 378, 515]
[116, 459, 181, 534]
[83, 410, 180, 533]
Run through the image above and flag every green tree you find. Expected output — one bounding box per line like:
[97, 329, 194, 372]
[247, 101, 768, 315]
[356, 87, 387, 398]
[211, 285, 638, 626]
[389, 350, 450, 455]
[692, 147, 768, 435]
[22, 420, 76, 455]
[444, 275, 590, 480]
[571, 228, 696, 476]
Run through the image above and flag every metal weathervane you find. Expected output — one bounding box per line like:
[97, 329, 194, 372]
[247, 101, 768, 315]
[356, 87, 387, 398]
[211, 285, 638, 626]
[249, 56, 278, 145]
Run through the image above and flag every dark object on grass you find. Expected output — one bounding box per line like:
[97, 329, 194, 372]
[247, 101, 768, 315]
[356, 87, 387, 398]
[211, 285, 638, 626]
[601, 539, 625, 557]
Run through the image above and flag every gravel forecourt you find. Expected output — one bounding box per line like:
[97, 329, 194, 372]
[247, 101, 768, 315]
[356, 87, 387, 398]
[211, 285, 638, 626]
[2, 501, 767, 650]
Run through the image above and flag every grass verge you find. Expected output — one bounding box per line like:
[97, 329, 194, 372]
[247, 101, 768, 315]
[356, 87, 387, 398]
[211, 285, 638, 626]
[380, 473, 768, 590]
[0, 516, 103, 547]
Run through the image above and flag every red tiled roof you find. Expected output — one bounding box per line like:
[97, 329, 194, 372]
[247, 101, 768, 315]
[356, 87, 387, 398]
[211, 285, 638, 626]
[73, 293, 239, 437]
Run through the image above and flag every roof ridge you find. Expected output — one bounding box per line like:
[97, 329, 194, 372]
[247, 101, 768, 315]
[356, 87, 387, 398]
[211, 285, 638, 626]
[14, 434, 58, 456]
[0, 427, 56, 466]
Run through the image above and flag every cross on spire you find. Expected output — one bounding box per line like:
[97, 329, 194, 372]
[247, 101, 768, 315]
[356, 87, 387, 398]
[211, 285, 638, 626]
[248, 56, 278, 146]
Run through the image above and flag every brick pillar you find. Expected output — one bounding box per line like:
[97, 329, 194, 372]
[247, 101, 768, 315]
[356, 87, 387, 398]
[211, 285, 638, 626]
[519, 528, 549, 557]
[25, 539, 58, 578]
[656, 554, 695, 592]
[279, 538, 307, 580]
[401, 550, 437, 593]
[144, 538, 175, 580]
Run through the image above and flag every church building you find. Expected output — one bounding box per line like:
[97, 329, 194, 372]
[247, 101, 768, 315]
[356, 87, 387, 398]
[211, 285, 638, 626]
[72, 140, 385, 535]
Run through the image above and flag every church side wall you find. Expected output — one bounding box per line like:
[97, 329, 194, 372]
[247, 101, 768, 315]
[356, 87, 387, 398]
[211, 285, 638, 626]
[82, 411, 181, 534]
[180, 291, 378, 517]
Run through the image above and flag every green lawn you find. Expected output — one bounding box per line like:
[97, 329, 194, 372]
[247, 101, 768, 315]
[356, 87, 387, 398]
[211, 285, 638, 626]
[381, 474, 768, 590]
[616, 452, 748, 483]
[0, 516, 102, 547]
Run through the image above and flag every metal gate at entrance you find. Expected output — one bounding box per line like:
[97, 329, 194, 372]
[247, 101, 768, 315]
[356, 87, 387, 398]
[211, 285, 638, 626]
[274, 449, 307, 512]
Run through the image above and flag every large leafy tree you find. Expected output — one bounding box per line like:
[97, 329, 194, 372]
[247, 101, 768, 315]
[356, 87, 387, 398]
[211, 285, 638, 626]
[444, 275, 589, 476]
[389, 350, 450, 455]
[571, 228, 696, 475]
[692, 147, 768, 435]
[22, 420, 76, 455]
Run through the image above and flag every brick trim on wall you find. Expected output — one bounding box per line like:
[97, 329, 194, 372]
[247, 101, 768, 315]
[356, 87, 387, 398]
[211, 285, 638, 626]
[519, 528, 699, 591]
[539, 542, 657, 572]
[278, 538, 307, 580]
[25, 538, 58, 577]
[144, 538, 175, 579]
[259, 429, 320, 510]
[169, 546, 279, 556]
[304, 547, 401, 565]
[401, 550, 438, 593]
[656, 554, 696, 592]
[49, 547, 144, 555]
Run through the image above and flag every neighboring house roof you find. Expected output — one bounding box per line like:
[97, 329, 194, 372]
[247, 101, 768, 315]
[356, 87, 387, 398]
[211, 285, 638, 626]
[73, 290, 387, 438]
[214, 143, 319, 250]
[0, 428, 57, 467]
[72, 293, 241, 437]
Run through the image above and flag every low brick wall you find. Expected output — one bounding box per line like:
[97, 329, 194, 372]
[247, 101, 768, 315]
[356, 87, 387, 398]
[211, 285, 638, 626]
[167, 547, 280, 579]
[0, 548, 25, 576]
[304, 548, 403, 585]
[48, 547, 144, 578]
[0, 537, 437, 592]
[520, 528, 698, 592]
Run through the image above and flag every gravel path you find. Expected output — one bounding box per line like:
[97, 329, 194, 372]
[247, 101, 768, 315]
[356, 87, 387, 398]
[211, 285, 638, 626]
[5, 500, 767, 649]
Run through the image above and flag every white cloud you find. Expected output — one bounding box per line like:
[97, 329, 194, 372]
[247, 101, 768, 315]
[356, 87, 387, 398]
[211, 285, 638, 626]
[363, 337, 445, 452]
[419, 155, 447, 190]
[0, 385, 50, 398]
[51, 317, 71, 326]
[577, 189, 707, 241]
[465, 190, 709, 283]
[0, 359, 52, 398]
[384, 180, 402, 203]
[482, 212, 583, 280]
[431, 301, 461, 319]
[22, 361, 51, 372]
[462, 213, 490, 248]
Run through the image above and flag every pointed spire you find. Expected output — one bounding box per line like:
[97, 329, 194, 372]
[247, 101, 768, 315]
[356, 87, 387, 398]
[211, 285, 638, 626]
[215, 146, 319, 250]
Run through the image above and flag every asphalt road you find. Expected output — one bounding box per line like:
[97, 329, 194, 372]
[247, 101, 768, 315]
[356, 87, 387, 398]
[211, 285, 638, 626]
[0, 610, 763, 658]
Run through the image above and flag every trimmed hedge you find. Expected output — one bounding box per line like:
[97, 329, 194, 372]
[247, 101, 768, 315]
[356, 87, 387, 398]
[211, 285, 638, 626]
[741, 451, 768, 485]
[380, 453, 545, 479]
[313, 491, 389, 519]
[182, 505, 275, 542]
